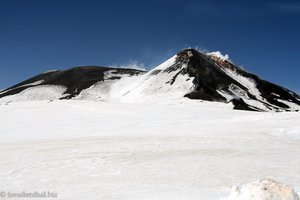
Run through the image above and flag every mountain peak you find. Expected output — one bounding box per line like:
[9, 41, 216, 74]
[0, 49, 299, 112]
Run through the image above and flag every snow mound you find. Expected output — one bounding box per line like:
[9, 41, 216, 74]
[226, 179, 299, 200]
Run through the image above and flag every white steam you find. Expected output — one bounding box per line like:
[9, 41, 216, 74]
[207, 51, 230, 61]
[110, 60, 146, 71]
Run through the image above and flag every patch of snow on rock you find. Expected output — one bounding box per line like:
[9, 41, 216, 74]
[19, 80, 44, 87]
[43, 69, 58, 73]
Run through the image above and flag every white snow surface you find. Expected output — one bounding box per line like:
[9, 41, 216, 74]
[0, 100, 300, 200]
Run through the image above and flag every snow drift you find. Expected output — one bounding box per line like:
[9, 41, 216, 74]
[1, 49, 299, 111]
[226, 179, 299, 200]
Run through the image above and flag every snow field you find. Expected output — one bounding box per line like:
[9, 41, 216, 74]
[0, 101, 299, 200]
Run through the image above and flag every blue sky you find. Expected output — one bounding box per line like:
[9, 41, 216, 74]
[0, 0, 299, 93]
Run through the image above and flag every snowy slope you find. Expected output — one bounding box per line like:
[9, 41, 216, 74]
[111, 55, 195, 102]
[0, 100, 300, 200]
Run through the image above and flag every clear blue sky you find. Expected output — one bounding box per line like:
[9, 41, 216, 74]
[0, 0, 299, 93]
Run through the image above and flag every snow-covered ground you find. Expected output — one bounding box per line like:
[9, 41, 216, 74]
[0, 100, 299, 200]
